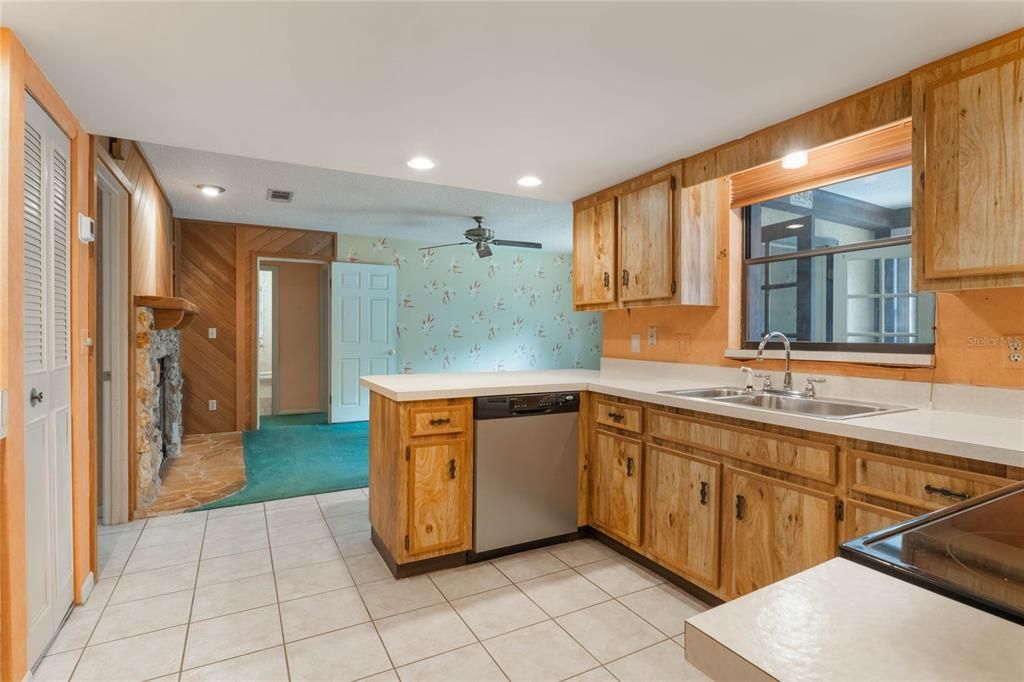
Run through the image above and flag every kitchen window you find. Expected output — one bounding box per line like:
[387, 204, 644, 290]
[735, 125, 935, 353]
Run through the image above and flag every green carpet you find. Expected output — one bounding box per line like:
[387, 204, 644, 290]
[259, 412, 329, 428]
[195, 421, 369, 510]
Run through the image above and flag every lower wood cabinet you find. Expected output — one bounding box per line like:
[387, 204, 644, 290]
[590, 429, 643, 546]
[841, 499, 913, 543]
[645, 445, 720, 588]
[722, 467, 837, 598]
[407, 439, 470, 556]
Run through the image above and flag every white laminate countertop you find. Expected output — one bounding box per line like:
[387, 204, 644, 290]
[683, 559, 1024, 682]
[360, 363, 1024, 468]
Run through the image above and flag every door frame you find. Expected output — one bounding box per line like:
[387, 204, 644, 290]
[94, 156, 131, 526]
[252, 256, 330, 428]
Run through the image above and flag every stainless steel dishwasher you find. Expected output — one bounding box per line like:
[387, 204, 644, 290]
[473, 392, 580, 555]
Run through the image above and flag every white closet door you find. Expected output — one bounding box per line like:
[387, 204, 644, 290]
[330, 263, 397, 422]
[23, 93, 74, 666]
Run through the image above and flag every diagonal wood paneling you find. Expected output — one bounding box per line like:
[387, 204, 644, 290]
[175, 219, 335, 434]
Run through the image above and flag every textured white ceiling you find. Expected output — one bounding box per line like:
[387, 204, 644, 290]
[142, 142, 575, 251]
[6, 2, 1022, 204]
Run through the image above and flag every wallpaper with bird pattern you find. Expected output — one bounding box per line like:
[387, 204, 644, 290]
[336, 235, 602, 373]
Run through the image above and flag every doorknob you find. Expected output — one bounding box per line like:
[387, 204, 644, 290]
[30, 388, 44, 406]
[388, 349, 396, 355]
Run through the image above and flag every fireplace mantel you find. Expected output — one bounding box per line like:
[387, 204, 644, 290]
[134, 295, 199, 330]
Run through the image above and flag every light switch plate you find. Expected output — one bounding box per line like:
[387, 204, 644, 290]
[647, 326, 658, 346]
[631, 334, 641, 353]
[208, 400, 217, 411]
[208, 327, 217, 339]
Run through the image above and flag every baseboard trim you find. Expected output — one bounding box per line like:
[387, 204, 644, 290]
[584, 526, 724, 607]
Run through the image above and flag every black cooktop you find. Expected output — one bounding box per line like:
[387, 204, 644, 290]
[841, 481, 1024, 625]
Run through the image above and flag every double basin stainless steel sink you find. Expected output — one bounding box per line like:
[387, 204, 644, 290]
[657, 387, 913, 420]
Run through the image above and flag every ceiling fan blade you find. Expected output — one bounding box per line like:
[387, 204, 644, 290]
[418, 242, 469, 251]
[492, 239, 543, 249]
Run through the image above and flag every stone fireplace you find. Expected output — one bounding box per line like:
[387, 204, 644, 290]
[135, 306, 184, 510]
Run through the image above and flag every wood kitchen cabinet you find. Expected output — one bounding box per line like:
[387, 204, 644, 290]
[913, 38, 1024, 290]
[589, 429, 643, 546]
[368, 394, 473, 574]
[841, 499, 913, 543]
[721, 467, 837, 598]
[572, 197, 617, 306]
[645, 445, 720, 588]
[571, 172, 722, 310]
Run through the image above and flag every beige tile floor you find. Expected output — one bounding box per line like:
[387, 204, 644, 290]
[37, 489, 711, 682]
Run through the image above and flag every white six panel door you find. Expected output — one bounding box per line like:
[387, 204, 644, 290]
[23, 94, 74, 666]
[330, 263, 397, 422]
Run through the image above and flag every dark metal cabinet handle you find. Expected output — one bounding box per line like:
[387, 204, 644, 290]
[448, 459, 456, 480]
[30, 388, 44, 406]
[621, 270, 629, 287]
[633, 272, 639, 285]
[924, 484, 969, 501]
[603, 271, 610, 288]
[429, 417, 451, 426]
[626, 456, 635, 478]
[735, 494, 746, 520]
[699, 480, 709, 506]
[606, 411, 625, 423]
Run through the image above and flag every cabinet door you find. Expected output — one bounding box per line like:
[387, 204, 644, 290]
[723, 467, 836, 598]
[590, 430, 642, 546]
[407, 439, 469, 556]
[677, 179, 722, 306]
[573, 198, 617, 306]
[646, 445, 720, 588]
[618, 178, 674, 302]
[921, 51, 1024, 279]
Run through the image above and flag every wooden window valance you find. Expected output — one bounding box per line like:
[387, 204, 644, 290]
[729, 119, 912, 208]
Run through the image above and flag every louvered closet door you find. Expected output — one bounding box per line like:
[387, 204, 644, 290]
[23, 93, 74, 667]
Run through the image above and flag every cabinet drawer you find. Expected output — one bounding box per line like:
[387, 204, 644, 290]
[408, 404, 469, 437]
[594, 398, 643, 433]
[849, 450, 1012, 512]
[647, 409, 837, 484]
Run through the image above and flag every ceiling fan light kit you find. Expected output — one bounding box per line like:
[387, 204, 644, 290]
[420, 216, 542, 258]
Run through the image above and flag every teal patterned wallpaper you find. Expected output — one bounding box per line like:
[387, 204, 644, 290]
[336, 235, 602, 373]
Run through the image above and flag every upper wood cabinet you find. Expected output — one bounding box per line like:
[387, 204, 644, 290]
[590, 429, 643, 547]
[572, 197, 617, 306]
[571, 172, 722, 310]
[913, 38, 1024, 290]
[619, 179, 674, 303]
[722, 467, 836, 599]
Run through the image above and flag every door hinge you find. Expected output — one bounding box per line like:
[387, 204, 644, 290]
[671, 279, 676, 295]
[835, 500, 845, 522]
[404, 535, 409, 550]
[670, 176, 677, 192]
[405, 446, 410, 461]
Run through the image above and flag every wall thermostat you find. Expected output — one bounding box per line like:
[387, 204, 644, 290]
[78, 213, 96, 243]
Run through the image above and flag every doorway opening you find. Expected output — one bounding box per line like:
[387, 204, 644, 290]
[256, 258, 330, 429]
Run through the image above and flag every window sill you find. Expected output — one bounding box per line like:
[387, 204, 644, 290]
[724, 348, 935, 367]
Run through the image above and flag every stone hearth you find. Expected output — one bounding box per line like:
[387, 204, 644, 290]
[135, 306, 184, 511]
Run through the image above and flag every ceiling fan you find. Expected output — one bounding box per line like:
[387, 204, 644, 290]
[418, 216, 542, 258]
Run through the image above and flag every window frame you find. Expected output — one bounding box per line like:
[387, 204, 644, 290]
[739, 175, 935, 356]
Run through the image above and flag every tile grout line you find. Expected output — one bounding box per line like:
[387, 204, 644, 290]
[263, 504, 293, 682]
[176, 509, 210, 677]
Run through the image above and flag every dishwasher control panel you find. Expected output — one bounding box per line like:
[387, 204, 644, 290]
[475, 392, 580, 420]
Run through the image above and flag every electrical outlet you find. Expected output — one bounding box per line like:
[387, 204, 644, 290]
[208, 400, 217, 411]
[647, 326, 658, 346]
[630, 334, 641, 353]
[208, 327, 217, 339]
[1004, 334, 1024, 369]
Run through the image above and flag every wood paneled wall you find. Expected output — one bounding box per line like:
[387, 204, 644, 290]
[95, 137, 174, 296]
[0, 28, 95, 682]
[175, 220, 334, 434]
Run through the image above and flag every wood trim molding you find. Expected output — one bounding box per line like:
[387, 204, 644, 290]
[0, 28, 95, 681]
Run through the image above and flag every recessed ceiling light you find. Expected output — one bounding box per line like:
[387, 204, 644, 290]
[407, 156, 435, 170]
[781, 151, 808, 169]
[197, 184, 225, 197]
[517, 175, 542, 188]
[786, 223, 804, 230]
